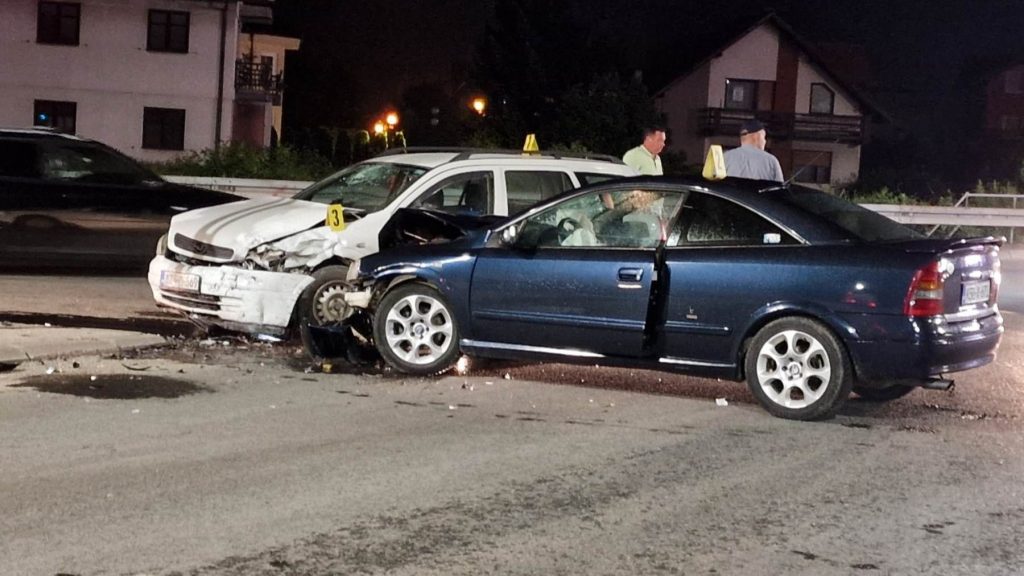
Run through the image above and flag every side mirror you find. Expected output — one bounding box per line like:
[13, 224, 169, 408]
[500, 225, 518, 246]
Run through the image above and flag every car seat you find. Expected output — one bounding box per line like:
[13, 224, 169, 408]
[459, 181, 489, 214]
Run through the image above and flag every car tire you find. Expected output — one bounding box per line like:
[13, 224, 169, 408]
[853, 384, 916, 402]
[373, 283, 460, 376]
[296, 265, 351, 351]
[745, 317, 852, 420]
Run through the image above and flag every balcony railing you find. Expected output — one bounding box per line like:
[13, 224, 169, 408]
[235, 60, 282, 104]
[697, 108, 864, 144]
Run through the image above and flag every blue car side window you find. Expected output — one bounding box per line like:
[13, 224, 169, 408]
[520, 189, 681, 249]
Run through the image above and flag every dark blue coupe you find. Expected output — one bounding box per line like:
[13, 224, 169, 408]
[308, 176, 1003, 420]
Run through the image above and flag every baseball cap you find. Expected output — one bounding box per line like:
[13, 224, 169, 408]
[739, 119, 765, 136]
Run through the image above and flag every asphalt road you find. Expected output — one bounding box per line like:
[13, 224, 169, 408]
[0, 326, 1022, 576]
[0, 263, 1023, 574]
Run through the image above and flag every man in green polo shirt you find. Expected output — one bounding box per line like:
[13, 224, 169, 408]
[622, 126, 666, 175]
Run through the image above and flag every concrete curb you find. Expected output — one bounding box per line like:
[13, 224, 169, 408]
[0, 324, 166, 366]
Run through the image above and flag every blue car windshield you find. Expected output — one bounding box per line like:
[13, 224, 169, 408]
[294, 162, 428, 212]
[777, 185, 924, 242]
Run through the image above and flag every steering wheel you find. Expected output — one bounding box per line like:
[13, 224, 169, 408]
[557, 217, 582, 242]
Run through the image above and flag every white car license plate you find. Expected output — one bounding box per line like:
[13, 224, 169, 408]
[160, 271, 201, 292]
[961, 280, 990, 306]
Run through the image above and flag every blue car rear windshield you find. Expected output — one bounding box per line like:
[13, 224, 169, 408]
[777, 185, 923, 242]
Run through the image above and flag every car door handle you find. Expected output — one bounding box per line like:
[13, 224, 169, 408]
[618, 268, 643, 282]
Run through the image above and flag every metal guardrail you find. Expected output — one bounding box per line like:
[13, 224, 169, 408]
[166, 176, 1024, 241]
[164, 175, 312, 199]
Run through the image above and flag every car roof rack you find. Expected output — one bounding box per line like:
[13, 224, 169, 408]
[376, 146, 625, 165]
[0, 126, 81, 139]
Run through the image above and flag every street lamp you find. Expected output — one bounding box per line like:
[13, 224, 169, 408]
[470, 97, 487, 116]
[385, 112, 399, 128]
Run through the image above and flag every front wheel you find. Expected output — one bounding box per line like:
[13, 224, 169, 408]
[745, 317, 853, 420]
[373, 283, 460, 375]
[296, 265, 350, 351]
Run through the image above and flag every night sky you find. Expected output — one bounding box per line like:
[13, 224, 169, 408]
[270, 0, 1022, 183]
[273, 0, 1020, 110]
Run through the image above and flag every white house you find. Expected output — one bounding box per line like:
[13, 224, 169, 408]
[655, 14, 884, 186]
[0, 0, 299, 161]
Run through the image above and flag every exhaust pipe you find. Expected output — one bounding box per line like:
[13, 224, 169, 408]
[921, 378, 955, 391]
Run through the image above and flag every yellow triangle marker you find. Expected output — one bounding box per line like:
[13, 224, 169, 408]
[326, 203, 346, 232]
[522, 133, 540, 154]
[702, 144, 727, 181]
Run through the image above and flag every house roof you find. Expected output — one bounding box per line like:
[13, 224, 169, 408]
[653, 13, 891, 123]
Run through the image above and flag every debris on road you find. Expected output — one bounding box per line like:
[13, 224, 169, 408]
[716, 398, 729, 407]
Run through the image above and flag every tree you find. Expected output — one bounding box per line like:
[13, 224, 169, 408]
[470, 0, 660, 155]
[552, 73, 661, 156]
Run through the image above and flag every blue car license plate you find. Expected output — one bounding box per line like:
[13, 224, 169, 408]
[961, 280, 990, 306]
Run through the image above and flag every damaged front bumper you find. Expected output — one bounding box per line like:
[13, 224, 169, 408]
[147, 255, 315, 335]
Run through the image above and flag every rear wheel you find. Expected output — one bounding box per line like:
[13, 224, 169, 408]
[745, 317, 852, 420]
[853, 384, 916, 402]
[373, 284, 460, 375]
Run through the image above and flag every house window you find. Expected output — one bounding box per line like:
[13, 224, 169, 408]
[1006, 70, 1022, 95]
[142, 107, 185, 150]
[147, 10, 190, 53]
[792, 150, 832, 184]
[810, 83, 835, 115]
[725, 79, 758, 110]
[33, 100, 77, 133]
[37, 2, 80, 45]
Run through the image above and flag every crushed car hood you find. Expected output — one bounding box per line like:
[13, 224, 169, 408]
[379, 208, 505, 251]
[167, 197, 328, 260]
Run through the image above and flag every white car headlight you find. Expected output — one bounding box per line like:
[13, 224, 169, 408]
[156, 233, 168, 256]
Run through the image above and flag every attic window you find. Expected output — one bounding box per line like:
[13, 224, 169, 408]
[810, 83, 835, 115]
[725, 79, 757, 110]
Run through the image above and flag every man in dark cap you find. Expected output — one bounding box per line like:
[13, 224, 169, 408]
[723, 119, 784, 182]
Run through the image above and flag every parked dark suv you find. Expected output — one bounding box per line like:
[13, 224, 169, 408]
[0, 128, 242, 270]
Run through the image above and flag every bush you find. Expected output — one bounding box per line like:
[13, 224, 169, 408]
[841, 186, 926, 205]
[146, 142, 333, 181]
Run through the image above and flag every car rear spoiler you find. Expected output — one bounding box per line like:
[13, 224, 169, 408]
[887, 236, 1005, 254]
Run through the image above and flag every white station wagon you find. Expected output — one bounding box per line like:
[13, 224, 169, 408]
[147, 148, 637, 337]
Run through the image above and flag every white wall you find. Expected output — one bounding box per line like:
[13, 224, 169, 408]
[0, 0, 240, 161]
[656, 62, 710, 164]
[706, 24, 780, 107]
[794, 57, 858, 116]
[790, 141, 861, 186]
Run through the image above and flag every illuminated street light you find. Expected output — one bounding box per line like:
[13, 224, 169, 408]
[373, 121, 385, 135]
[385, 112, 399, 127]
[470, 97, 487, 116]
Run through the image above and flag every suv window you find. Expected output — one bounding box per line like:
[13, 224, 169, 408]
[296, 162, 427, 212]
[505, 170, 574, 215]
[575, 172, 621, 186]
[0, 141, 41, 178]
[673, 192, 797, 246]
[35, 141, 158, 185]
[413, 171, 494, 215]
